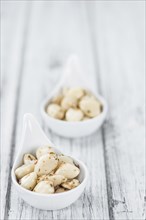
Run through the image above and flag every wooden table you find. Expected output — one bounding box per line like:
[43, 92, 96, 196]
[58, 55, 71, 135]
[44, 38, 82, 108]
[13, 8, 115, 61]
[1, 1, 145, 220]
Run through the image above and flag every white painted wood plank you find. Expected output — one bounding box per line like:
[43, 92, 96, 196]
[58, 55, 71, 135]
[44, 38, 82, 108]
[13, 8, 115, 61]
[6, 1, 109, 220]
[86, 1, 145, 219]
[1, 2, 31, 219]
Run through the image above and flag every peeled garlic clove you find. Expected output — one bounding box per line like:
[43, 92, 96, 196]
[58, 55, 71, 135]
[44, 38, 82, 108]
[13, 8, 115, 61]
[46, 103, 64, 119]
[19, 172, 37, 190]
[37, 174, 67, 187]
[47, 175, 67, 187]
[33, 181, 54, 194]
[23, 153, 37, 165]
[67, 87, 84, 99]
[61, 96, 77, 111]
[58, 155, 74, 165]
[34, 154, 58, 176]
[51, 94, 63, 105]
[55, 187, 66, 193]
[65, 108, 84, 121]
[62, 179, 80, 189]
[79, 96, 101, 117]
[55, 163, 80, 179]
[36, 146, 56, 159]
[15, 164, 34, 180]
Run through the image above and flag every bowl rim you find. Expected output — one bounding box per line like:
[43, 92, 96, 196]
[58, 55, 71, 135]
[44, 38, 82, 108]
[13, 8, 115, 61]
[41, 93, 108, 125]
[11, 157, 89, 197]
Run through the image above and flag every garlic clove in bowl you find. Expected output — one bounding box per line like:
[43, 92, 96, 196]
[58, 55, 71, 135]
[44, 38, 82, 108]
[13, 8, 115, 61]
[11, 113, 88, 210]
[41, 55, 108, 138]
[41, 92, 107, 138]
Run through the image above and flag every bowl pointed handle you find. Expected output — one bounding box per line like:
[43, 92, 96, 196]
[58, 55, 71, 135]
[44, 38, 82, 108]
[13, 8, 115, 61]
[19, 113, 54, 153]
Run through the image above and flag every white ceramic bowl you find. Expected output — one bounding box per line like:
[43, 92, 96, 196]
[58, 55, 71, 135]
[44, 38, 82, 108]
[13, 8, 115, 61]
[41, 93, 108, 138]
[11, 114, 88, 210]
[41, 55, 108, 138]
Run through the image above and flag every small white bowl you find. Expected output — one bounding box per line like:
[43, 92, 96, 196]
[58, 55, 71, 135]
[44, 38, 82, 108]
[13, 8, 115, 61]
[41, 93, 107, 138]
[41, 55, 108, 138]
[11, 113, 89, 210]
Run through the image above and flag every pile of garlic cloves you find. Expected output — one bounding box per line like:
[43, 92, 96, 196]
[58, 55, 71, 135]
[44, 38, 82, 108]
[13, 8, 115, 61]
[15, 146, 80, 194]
[46, 87, 102, 121]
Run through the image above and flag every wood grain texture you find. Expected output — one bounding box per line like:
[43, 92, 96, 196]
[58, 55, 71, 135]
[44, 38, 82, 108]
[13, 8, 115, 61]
[86, 1, 145, 219]
[1, 1, 31, 219]
[1, 1, 145, 220]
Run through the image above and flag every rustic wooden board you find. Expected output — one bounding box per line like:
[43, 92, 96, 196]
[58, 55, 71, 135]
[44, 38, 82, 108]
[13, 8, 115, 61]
[1, 1, 31, 219]
[1, 1, 145, 220]
[86, 1, 145, 219]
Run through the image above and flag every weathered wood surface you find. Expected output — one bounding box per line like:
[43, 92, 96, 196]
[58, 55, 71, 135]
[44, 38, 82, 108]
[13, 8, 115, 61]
[1, 1, 145, 220]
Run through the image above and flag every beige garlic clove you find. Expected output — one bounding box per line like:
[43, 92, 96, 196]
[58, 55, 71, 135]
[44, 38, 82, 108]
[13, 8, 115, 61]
[55, 187, 66, 193]
[23, 153, 37, 165]
[67, 87, 84, 99]
[19, 172, 37, 190]
[36, 146, 56, 159]
[34, 154, 58, 176]
[79, 96, 101, 117]
[58, 155, 74, 165]
[47, 175, 67, 187]
[15, 164, 35, 180]
[37, 174, 67, 187]
[55, 163, 80, 179]
[46, 103, 65, 120]
[33, 181, 54, 194]
[51, 94, 63, 105]
[61, 96, 77, 111]
[61, 179, 80, 189]
[65, 108, 84, 121]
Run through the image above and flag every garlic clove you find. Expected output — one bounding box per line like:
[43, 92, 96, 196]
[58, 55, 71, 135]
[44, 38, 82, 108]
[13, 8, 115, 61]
[67, 87, 84, 100]
[65, 108, 84, 121]
[55, 162, 80, 179]
[37, 174, 67, 187]
[61, 96, 77, 111]
[19, 172, 37, 190]
[33, 181, 54, 194]
[58, 155, 74, 165]
[23, 153, 37, 165]
[36, 146, 55, 159]
[46, 103, 65, 120]
[79, 96, 101, 117]
[61, 179, 80, 189]
[15, 164, 34, 180]
[34, 154, 58, 176]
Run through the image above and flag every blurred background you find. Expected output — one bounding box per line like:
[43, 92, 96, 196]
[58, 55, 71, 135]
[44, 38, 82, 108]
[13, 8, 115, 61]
[1, 1, 145, 220]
